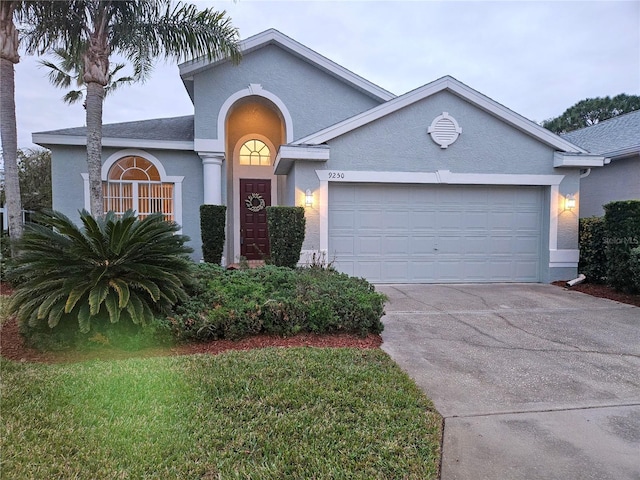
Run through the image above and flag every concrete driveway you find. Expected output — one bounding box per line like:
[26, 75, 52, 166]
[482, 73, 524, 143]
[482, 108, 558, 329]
[378, 284, 640, 480]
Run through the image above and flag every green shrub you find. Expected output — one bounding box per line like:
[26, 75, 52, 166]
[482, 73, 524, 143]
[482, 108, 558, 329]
[630, 247, 640, 292]
[603, 200, 640, 292]
[0, 230, 11, 283]
[170, 264, 385, 341]
[578, 217, 607, 283]
[200, 204, 226, 264]
[9, 210, 193, 347]
[266, 206, 305, 268]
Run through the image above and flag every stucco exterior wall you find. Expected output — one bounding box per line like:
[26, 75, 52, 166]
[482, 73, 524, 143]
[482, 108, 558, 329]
[557, 173, 580, 249]
[325, 91, 557, 175]
[287, 89, 580, 281]
[48, 145, 206, 260]
[579, 156, 640, 218]
[152, 149, 205, 259]
[192, 45, 382, 142]
[49, 145, 90, 224]
[288, 162, 321, 253]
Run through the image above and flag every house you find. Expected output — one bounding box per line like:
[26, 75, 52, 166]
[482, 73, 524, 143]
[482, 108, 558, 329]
[562, 110, 640, 218]
[33, 29, 606, 284]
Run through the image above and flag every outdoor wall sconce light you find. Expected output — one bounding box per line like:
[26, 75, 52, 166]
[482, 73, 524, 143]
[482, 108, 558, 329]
[565, 194, 576, 210]
[305, 189, 313, 207]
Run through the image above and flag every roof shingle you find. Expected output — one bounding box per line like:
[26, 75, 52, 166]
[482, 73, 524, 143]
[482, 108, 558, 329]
[562, 110, 640, 157]
[35, 115, 194, 142]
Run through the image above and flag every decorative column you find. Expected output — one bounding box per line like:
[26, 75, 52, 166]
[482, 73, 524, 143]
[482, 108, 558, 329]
[199, 152, 225, 205]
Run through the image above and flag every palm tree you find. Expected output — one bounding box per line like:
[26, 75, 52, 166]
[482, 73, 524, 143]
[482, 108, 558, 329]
[0, 1, 23, 246]
[39, 47, 136, 108]
[21, 1, 241, 217]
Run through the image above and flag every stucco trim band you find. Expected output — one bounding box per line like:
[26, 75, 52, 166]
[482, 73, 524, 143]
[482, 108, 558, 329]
[32, 134, 193, 151]
[553, 152, 609, 167]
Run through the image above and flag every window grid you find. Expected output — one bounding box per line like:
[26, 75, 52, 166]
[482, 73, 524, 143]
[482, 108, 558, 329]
[103, 156, 174, 221]
[239, 139, 271, 166]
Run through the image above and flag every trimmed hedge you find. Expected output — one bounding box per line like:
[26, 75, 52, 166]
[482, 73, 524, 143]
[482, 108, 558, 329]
[578, 217, 607, 284]
[266, 206, 305, 268]
[603, 200, 640, 292]
[169, 264, 386, 341]
[200, 205, 226, 264]
[631, 247, 640, 292]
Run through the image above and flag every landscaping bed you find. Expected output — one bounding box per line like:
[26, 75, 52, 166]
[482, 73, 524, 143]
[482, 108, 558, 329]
[0, 314, 381, 364]
[552, 281, 640, 307]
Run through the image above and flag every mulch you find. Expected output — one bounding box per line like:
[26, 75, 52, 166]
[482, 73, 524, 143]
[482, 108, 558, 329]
[0, 315, 382, 364]
[551, 280, 640, 308]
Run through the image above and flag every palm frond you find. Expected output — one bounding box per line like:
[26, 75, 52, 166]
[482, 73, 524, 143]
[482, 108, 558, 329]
[88, 281, 109, 316]
[12, 209, 192, 337]
[63, 90, 85, 105]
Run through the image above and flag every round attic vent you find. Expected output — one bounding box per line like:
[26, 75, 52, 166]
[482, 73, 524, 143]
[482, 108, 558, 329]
[428, 112, 462, 149]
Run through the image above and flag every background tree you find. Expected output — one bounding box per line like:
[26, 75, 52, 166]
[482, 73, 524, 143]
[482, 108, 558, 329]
[19, 148, 52, 212]
[542, 94, 640, 134]
[0, 1, 23, 245]
[39, 47, 135, 108]
[21, 0, 241, 217]
[1, 148, 52, 213]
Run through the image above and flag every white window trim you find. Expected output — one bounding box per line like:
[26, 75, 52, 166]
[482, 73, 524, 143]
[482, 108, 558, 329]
[81, 148, 184, 227]
[315, 169, 575, 269]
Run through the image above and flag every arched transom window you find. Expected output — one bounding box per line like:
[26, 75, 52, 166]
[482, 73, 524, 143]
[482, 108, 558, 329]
[239, 139, 271, 166]
[103, 156, 174, 220]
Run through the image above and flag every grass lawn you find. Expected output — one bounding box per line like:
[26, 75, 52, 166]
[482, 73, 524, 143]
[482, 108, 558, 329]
[1, 348, 442, 479]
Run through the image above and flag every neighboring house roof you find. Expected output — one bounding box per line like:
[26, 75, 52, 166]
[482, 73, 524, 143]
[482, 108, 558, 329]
[562, 110, 640, 159]
[33, 116, 194, 150]
[293, 76, 587, 154]
[179, 28, 395, 103]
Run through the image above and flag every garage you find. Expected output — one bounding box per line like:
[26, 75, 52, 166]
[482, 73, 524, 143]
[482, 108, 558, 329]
[328, 183, 544, 283]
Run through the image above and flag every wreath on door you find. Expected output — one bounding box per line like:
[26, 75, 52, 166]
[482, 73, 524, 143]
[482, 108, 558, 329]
[245, 193, 266, 212]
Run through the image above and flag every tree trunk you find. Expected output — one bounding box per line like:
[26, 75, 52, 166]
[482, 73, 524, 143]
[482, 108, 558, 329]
[84, 80, 105, 217]
[83, 30, 110, 218]
[0, 1, 23, 250]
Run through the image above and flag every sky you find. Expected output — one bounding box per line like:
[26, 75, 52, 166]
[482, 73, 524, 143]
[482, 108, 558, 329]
[12, 0, 640, 150]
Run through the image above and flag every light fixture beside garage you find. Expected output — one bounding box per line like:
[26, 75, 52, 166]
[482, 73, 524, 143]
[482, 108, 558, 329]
[305, 189, 313, 207]
[564, 194, 576, 210]
[428, 112, 462, 148]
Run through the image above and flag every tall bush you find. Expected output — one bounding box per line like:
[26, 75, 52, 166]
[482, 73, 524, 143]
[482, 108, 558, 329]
[630, 247, 640, 292]
[578, 217, 607, 283]
[200, 204, 226, 264]
[603, 200, 640, 292]
[266, 206, 305, 268]
[9, 210, 193, 340]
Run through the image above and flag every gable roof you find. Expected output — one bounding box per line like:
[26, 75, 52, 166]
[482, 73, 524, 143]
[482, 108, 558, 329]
[562, 109, 640, 159]
[294, 76, 587, 154]
[33, 116, 194, 150]
[179, 28, 395, 103]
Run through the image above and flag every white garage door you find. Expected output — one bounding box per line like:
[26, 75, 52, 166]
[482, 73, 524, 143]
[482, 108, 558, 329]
[329, 183, 544, 283]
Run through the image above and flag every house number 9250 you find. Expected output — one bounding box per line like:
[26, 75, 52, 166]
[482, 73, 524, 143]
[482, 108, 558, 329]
[328, 172, 345, 179]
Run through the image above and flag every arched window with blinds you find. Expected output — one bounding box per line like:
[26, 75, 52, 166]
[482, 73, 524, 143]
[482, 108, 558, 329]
[103, 156, 174, 221]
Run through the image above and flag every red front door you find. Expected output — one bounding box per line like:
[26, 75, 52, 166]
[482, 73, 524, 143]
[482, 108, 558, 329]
[240, 179, 271, 260]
